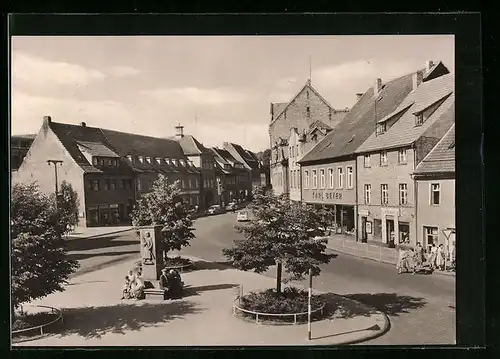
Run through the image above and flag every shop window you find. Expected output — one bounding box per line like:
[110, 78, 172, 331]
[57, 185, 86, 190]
[424, 226, 439, 249]
[373, 219, 382, 239]
[304, 171, 309, 189]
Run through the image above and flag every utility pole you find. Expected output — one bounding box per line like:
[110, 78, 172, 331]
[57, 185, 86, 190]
[47, 160, 63, 203]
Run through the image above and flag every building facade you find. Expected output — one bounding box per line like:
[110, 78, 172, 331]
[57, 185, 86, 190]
[413, 125, 455, 254]
[211, 147, 250, 204]
[13, 116, 201, 228]
[223, 142, 257, 197]
[269, 79, 349, 195]
[355, 62, 454, 246]
[171, 125, 218, 209]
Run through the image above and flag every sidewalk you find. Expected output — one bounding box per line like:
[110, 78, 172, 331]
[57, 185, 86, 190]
[325, 236, 455, 277]
[67, 226, 134, 240]
[15, 256, 389, 347]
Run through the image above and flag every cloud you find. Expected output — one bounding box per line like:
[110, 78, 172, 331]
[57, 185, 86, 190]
[143, 86, 249, 105]
[106, 65, 141, 77]
[12, 51, 106, 87]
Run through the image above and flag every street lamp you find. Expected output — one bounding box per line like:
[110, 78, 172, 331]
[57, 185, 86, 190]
[47, 159, 63, 203]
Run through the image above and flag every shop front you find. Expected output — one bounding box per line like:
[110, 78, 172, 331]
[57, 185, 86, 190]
[358, 206, 414, 246]
[86, 202, 130, 227]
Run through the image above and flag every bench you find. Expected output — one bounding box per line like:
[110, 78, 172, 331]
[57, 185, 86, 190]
[144, 288, 167, 300]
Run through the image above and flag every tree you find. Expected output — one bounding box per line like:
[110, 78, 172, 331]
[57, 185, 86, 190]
[56, 180, 80, 232]
[222, 188, 335, 294]
[11, 183, 79, 312]
[131, 174, 195, 257]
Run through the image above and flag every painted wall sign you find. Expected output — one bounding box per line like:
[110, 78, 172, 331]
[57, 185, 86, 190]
[312, 191, 343, 201]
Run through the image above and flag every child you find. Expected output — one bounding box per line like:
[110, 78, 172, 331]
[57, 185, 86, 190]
[121, 276, 131, 300]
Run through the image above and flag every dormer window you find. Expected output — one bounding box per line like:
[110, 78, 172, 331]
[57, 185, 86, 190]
[126, 155, 133, 162]
[415, 113, 424, 126]
[376, 123, 387, 135]
[172, 159, 178, 166]
[179, 159, 185, 166]
[99, 158, 104, 166]
[146, 157, 152, 164]
[138, 156, 144, 163]
[93, 157, 98, 166]
[164, 158, 171, 165]
[155, 157, 162, 164]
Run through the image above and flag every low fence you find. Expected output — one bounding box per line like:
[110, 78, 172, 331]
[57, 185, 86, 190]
[326, 236, 398, 265]
[12, 305, 63, 343]
[232, 285, 326, 325]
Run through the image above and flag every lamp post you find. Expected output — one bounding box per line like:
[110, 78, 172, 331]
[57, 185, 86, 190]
[47, 160, 63, 205]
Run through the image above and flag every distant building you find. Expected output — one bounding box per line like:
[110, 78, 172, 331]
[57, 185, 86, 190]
[269, 79, 349, 195]
[170, 125, 218, 209]
[11, 134, 35, 171]
[223, 142, 260, 194]
[211, 147, 250, 204]
[413, 124, 455, 252]
[13, 117, 201, 228]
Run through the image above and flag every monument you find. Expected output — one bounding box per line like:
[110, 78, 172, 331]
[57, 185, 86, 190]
[138, 225, 163, 281]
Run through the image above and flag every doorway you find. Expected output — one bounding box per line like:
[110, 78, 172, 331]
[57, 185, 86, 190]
[386, 218, 395, 245]
[361, 216, 367, 242]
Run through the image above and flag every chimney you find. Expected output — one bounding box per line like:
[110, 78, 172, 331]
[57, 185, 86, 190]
[80, 122, 86, 127]
[412, 71, 424, 90]
[175, 123, 184, 138]
[374, 78, 382, 97]
[270, 103, 274, 117]
[43, 115, 52, 124]
[426, 60, 434, 72]
[356, 93, 364, 101]
[223, 142, 229, 148]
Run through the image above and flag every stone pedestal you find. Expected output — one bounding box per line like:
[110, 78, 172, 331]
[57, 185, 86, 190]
[137, 225, 163, 281]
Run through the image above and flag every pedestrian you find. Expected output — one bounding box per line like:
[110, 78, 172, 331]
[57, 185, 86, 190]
[415, 242, 424, 266]
[436, 244, 445, 270]
[429, 243, 438, 270]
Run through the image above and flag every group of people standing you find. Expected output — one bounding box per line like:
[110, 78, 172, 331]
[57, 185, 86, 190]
[397, 242, 455, 275]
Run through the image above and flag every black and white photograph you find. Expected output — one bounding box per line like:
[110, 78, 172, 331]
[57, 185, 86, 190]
[9, 22, 473, 347]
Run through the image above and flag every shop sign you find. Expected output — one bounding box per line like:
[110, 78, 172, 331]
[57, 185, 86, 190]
[87, 206, 98, 211]
[312, 191, 343, 201]
[110, 204, 119, 209]
[366, 221, 372, 234]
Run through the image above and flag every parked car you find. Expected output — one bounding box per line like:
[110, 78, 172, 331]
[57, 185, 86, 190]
[207, 205, 225, 215]
[226, 202, 238, 211]
[236, 210, 250, 222]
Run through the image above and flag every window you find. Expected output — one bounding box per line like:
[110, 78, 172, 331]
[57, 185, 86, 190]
[312, 170, 317, 189]
[99, 158, 104, 166]
[93, 157, 98, 166]
[380, 151, 388, 166]
[424, 226, 439, 248]
[398, 149, 407, 164]
[107, 159, 112, 166]
[364, 184, 371, 204]
[337, 167, 344, 189]
[431, 183, 440, 205]
[415, 113, 424, 126]
[364, 154, 371, 168]
[137, 179, 142, 191]
[127, 179, 132, 190]
[156, 157, 161, 164]
[399, 183, 408, 205]
[328, 168, 334, 188]
[92, 179, 99, 191]
[306, 106, 310, 115]
[104, 179, 110, 191]
[110, 179, 116, 190]
[120, 179, 125, 189]
[182, 180, 186, 188]
[381, 184, 389, 205]
[304, 171, 309, 189]
[376, 123, 387, 135]
[138, 156, 144, 163]
[87, 180, 92, 190]
[346, 166, 353, 188]
[320, 169, 326, 189]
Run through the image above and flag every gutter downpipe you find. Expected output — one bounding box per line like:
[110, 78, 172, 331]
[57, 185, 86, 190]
[354, 154, 359, 242]
[412, 142, 418, 247]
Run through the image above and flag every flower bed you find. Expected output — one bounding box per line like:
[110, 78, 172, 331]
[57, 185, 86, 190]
[13, 312, 59, 331]
[12, 305, 63, 343]
[235, 287, 326, 324]
[163, 256, 192, 268]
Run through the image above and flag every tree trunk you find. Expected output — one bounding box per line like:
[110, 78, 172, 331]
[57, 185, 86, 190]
[276, 261, 282, 295]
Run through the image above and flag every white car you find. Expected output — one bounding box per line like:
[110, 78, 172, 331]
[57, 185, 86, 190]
[207, 205, 224, 215]
[237, 210, 249, 222]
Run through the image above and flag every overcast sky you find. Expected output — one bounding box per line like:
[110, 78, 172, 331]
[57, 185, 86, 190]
[11, 35, 454, 152]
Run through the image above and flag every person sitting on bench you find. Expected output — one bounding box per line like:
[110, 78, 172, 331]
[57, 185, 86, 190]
[159, 268, 169, 291]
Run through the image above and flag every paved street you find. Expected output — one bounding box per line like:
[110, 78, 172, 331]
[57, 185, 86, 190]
[69, 212, 455, 345]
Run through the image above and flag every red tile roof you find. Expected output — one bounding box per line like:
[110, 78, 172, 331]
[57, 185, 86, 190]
[414, 124, 455, 175]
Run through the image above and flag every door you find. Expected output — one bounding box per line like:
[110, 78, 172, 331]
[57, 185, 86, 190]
[386, 219, 395, 245]
[361, 217, 367, 242]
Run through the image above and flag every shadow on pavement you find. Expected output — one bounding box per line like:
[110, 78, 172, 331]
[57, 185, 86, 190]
[183, 283, 239, 298]
[65, 236, 136, 252]
[67, 250, 139, 262]
[312, 324, 381, 341]
[192, 260, 234, 271]
[67, 280, 108, 286]
[339, 293, 427, 317]
[52, 301, 203, 339]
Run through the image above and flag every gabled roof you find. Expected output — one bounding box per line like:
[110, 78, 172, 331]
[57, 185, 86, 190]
[270, 79, 339, 126]
[356, 73, 454, 153]
[299, 69, 419, 164]
[225, 142, 259, 170]
[211, 147, 244, 168]
[423, 61, 449, 81]
[271, 103, 288, 121]
[414, 124, 455, 175]
[170, 134, 212, 156]
[76, 141, 120, 158]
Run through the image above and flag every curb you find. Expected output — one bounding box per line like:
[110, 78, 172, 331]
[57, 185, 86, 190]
[326, 245, 455, 278]
[68, 228, 134, 240]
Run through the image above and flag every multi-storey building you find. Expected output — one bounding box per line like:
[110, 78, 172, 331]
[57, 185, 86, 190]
[170, 125, 218, 208]
[13, 116, 201, 228]
[10, 134, 35, 171]
[211, 147, 250, 203]
[269, 79, 349, 195]
[355, 62, 454, 246]
[223, 142, 259, 194]
[299, 64, 437, 238]
[413, 124, 455, 253]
